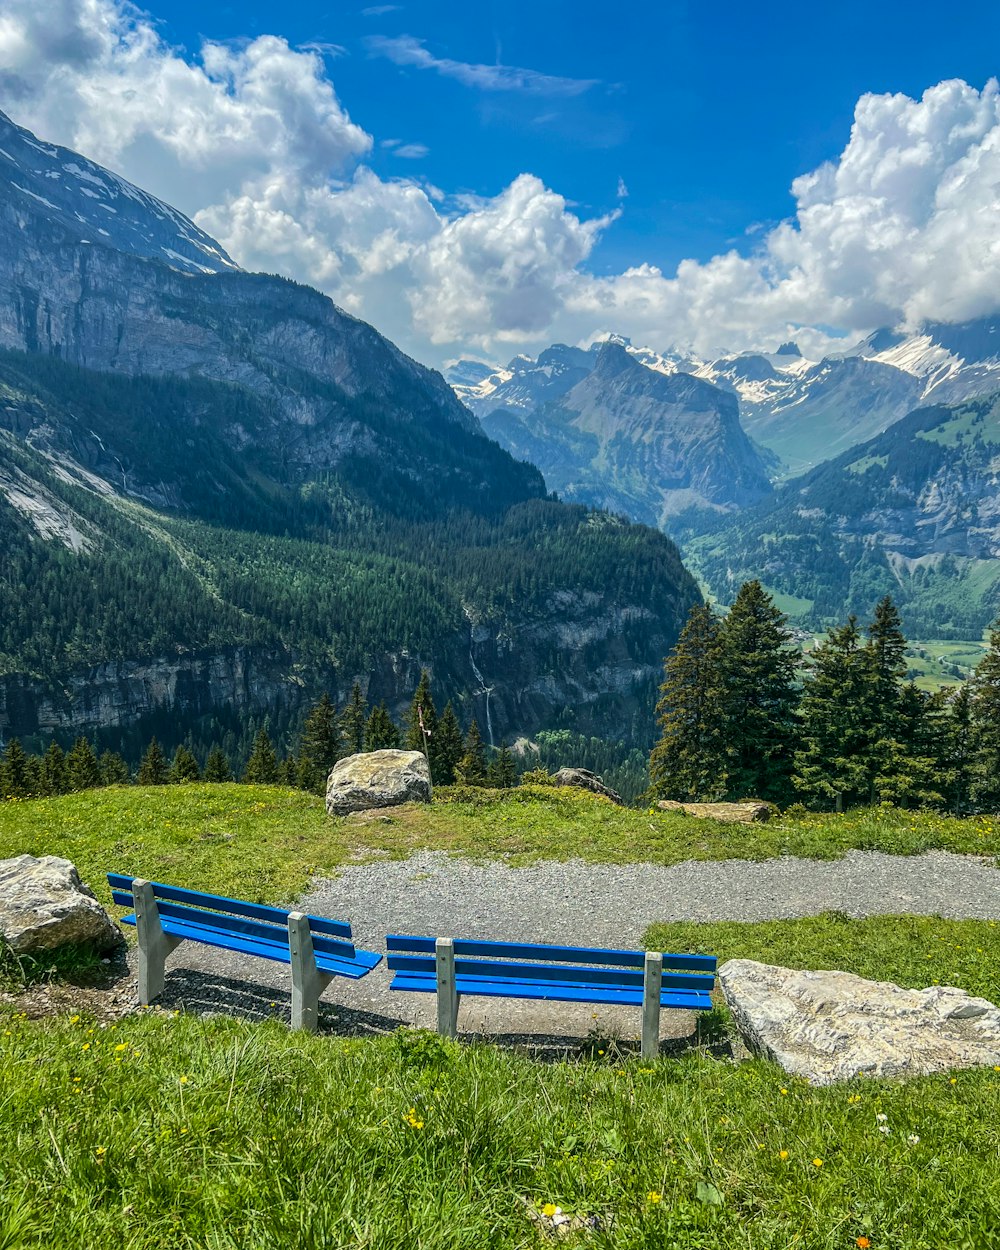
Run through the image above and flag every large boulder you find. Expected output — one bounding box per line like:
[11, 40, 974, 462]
[326, 749, 432, 816]
[552, 768, 622, 805]
[719, 959, 1000, 1085]
[0, 855, 122, 954]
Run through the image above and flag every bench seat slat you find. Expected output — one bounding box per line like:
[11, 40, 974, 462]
[389, 972, 712, 1011]
[387, 953, 714, 993]
[118, 914, 380, 978]
[385, 934, 717, 973]
[108, 874, 352, 941]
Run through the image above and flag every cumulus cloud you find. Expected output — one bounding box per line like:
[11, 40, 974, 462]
[365, 35, 598, 97]
[2, 0, 1000, 368]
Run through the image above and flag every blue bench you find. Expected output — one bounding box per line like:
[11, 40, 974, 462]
[108, 873, 381, 1031]
[386, 935, 717, 1057]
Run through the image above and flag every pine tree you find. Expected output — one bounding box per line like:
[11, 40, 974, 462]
[203, 746, 232, 783]
[793, 618, 871, 809]
[874, 684, 949, 808]
[970, 624, 1000, 810]
[277, 756, 298, 787]
[863, 595, 910, 799]
[405, 669, 438, 772]
[137, 737, 169, 786]
[339, 682, 367, 756]
[0, 738, 29, 799]
[649, 603, 727, 801]
[22, 755, 43, 798]
[716, 581, 799, 804]
[487, 742, 518, 788]
[41, 741, 68, 796]
[364, 702, 400, 750]
[434, 702, 465, 786]
[169, 744, 201, 783]
[943, 683, 975, 813]
[298, 693, 340, 790]
[66, 736, 101, 792]
[456, 719, 488, 785]
[244, 729, 278, 784]
[99, 750, 131, 787]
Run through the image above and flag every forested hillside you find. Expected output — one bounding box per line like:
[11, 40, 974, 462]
[0, 350, 698, 749]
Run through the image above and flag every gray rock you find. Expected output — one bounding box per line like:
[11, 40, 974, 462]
[551, 768, 622, 805]
[326, 749, 431, 816]
[0, 855, 122, 954]
[719, 958, 1000, 1085]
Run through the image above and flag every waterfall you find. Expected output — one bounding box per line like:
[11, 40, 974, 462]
[468, 625, 495, 747]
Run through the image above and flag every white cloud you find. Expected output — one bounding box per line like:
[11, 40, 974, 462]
[2, 1, 1000, 369]
[616, 176, 628, 199]
[365, 34, 598, 97]
[392, 142, 429, 159]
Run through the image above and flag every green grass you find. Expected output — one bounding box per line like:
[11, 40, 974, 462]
[2, 785, 999, 910]
[645, 913, 1000, 1004]
[4, 917, 1000, 1248]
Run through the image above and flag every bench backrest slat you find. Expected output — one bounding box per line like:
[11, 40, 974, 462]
[387, 952, 713, 991]
[386, 934, 717, 974]
[111, 893, 356, 959]
[107, 874, 354, 944]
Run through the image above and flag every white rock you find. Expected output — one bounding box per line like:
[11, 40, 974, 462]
[0, 855, 121, 954]
[719, 958, 1000, 1085]
[325, 749, 431, 816]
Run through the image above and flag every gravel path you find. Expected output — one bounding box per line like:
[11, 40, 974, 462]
[142, 849, 1000, 1047]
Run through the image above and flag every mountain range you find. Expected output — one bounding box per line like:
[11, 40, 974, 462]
[0, 108, 700, 752]
[451, 318, 1000, 634]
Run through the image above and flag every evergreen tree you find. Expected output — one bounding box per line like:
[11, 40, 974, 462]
[716, 581, 799, 803]
[41, 741, 68, 796]
[277, 756, 298, 787]
[649, 603, 727, 801]
[793, 618, 871, 809]
[169, 744, 201, 783]
[203, 745, 233, 783]
[364, 702, 400, 750]
[943, 683, 975, 813]
[244, 728, 278, 784]
[137, 737, 169, 786]
[99, 749, 131, 787]
[456, 719, 488, 785]
[874, 684, 949, 808]
[66, 736, 101, 792]
[862, 595, 910, 798]
[487, 742, 518, 788]
[970, 624, 1000, 810]
[0, 739, 29, 799]
[298, 693, 340, 790]
[23, 754, 43, 798]
[405, 669, 438, 772]
[339, 682, 367, 756]
[434, 702, 465, 786]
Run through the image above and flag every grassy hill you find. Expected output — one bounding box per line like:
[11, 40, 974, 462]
[3, 786, 1000, 1247]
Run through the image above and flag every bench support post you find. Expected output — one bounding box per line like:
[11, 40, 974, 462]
[641, 951, 663, 1060]
[435, 938, 459, 1039]
[133, 879, 183, 1006]
[289, 913, 333, 1032]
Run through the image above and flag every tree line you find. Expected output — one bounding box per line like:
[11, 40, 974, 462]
[0, 671, 519, 800]
[649, 580, 1000, 812]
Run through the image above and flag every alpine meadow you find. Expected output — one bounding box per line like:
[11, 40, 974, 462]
[4, 4, 1000, 1248]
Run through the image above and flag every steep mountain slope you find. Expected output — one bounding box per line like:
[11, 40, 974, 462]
[456, 341, 772, 527]
[687, 392, 1000, 636]
[0, 113, 701, 748]
[695, 351, 923, 477]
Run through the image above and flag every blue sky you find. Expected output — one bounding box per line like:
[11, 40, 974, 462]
[4, 0, 1000, 366]
[147, 0, 1000, 277]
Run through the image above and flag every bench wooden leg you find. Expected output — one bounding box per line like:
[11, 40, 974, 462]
[132, 880, 183, 1006]
[288, 913, 333, 1032]
[435, 937, 459, 1039]
[641, 951, 663, 1060]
